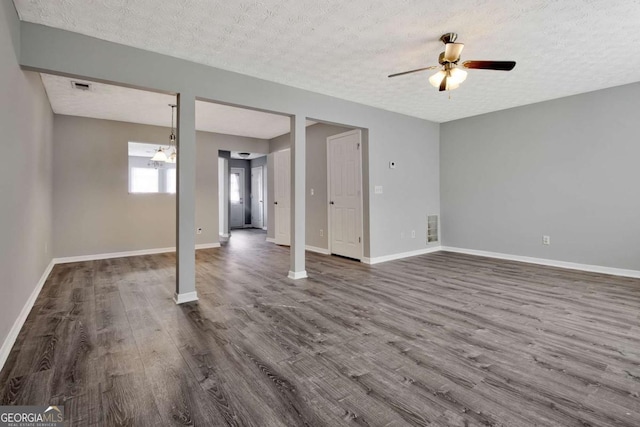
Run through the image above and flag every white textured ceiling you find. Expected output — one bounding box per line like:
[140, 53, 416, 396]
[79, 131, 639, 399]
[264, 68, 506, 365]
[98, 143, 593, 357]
[41, 74, 300, 139]
[15, 0, 640, 122]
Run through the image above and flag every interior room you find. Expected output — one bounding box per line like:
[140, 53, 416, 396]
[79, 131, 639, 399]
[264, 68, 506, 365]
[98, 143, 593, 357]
[1, 1, 639, 425]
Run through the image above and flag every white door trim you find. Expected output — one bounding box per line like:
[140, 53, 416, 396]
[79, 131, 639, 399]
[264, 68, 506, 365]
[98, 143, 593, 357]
[327, 129, 363, 260]
[251, 165, 264, 228]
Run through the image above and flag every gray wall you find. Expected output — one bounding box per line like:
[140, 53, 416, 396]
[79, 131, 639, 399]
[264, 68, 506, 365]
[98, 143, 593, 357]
[267, 123, 353, 250]
[441, 83, 640, 271]
[53, 115, 267, 257]
[0, 2, 54, 356]
[20, 23, 441, 259]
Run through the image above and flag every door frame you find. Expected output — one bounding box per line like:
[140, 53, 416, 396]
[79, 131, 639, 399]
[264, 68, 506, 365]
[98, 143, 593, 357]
[326, 129, 364, 260]
[251, 165, 264, 228]
[230, 167, 246, 229]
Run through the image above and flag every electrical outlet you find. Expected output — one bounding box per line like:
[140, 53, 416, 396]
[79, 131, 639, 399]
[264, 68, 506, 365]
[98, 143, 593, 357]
[411, 230, 416, 238]
[310, 188, 314, 196]
[319, 229, 323, 237]
[375, 185, 383, 194]
[542, 235, 550, 245]
[197, 227, 203, 235]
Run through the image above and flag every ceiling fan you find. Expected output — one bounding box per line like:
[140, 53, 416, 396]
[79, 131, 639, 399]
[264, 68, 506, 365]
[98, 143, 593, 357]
[388, 33, 516, 91]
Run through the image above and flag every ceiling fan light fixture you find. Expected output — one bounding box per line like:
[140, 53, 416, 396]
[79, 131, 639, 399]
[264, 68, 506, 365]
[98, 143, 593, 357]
[429, 68, 465, 90]
[449, 68, 467, 84]
[446, 81, 460, 90]
[428, 70, 446, 88]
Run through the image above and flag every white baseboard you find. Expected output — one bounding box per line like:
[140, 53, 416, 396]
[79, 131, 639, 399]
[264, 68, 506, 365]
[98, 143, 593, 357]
[0, 258, 55, 372]
[54, 247, 176, 263]
[54, 244, 220, 264]
[195, 243, 221, 250]
[305, 245, 330, 255]
[219, 233, 230, 238]
[441, 246, 640, 279]
[173, 291, 199, 304]
[288, 270, 308, 280]
[262, 227, 267, 231]
[266, 237, 276, 243]
[362, 246, 442, 265]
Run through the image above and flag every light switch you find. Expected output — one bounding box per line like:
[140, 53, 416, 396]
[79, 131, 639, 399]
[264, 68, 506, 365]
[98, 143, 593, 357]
[375, 185, 383, 194]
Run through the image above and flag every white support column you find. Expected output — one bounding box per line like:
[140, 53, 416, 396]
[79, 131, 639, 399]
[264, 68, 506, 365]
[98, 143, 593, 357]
[288, 115, 307, 279]
[174, 92, 198, 304]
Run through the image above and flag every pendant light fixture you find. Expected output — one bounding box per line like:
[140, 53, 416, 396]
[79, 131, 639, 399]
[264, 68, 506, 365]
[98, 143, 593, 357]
[166, 104, 177, 163]
[151, 147, 168, 162]
[149, 103, 177, 164]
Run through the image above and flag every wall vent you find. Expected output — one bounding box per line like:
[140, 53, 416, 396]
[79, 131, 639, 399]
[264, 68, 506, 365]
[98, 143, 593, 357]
[427, 215, 439, 243]
[71, 81, 92, 91]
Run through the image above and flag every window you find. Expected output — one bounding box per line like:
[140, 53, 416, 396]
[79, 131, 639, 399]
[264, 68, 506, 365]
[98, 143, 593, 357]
[130, 167, 159, 193]
[230, 172, 240, 203]
[166, 169, 176, 194]
[128, 142, 176, 194]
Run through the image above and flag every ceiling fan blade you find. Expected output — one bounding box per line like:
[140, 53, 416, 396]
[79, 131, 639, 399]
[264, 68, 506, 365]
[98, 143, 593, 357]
[439, 74, 447, 92]
[444, 43, 464, 62]
[462, 60, 516, 71]
[388, 66, 438, 78]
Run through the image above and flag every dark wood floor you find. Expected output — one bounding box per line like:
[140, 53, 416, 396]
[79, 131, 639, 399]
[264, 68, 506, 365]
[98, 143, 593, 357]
[1, 229, 640, 426]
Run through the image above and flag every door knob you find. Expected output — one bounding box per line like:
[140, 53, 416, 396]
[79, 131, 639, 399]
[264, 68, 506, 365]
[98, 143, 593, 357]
[330, 201, 335, 205]
[274, 201, 278, 205]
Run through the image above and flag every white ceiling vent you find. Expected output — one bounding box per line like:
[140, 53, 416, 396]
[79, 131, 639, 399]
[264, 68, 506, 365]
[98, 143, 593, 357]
[70, 81, 92, 91]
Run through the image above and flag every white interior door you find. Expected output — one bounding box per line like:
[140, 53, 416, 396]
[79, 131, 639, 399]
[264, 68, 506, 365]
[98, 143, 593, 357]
[328, 130, 362, 259]
[251, 166, 264, 228]
[230, 167, 245, 228]
[274, 149, 291, 246]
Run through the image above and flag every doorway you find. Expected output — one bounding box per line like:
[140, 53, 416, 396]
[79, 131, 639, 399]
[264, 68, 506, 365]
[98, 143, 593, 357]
[328, 129, 363, 260]
[230, 167, 245, 228]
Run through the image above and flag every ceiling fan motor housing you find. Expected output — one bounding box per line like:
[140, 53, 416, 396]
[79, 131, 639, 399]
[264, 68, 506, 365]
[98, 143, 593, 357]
[440, 32, 458, 44]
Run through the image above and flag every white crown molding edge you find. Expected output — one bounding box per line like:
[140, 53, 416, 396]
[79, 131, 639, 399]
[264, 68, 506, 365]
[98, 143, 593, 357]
[362, 246, 442, 265]
[0, 258, 55, 373]
[441, 246, 640, 279]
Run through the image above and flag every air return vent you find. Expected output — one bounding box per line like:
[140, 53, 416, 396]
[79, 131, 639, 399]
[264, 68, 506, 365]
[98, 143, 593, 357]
[427, 215, 439, 243]
[70, 81, 92, 91]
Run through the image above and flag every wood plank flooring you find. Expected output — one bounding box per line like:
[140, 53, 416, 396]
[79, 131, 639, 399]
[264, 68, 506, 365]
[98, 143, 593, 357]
[1, 229, 640, 426]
